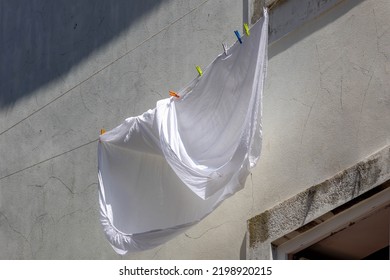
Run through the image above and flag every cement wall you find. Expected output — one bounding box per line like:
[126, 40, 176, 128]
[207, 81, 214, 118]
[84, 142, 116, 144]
[247, 0, 390, 259]
[0, 0, 389, 259]
[247, 146, 390, 259]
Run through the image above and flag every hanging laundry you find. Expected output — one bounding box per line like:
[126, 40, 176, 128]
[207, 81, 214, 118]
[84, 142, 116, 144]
[98, 9, 269, 254]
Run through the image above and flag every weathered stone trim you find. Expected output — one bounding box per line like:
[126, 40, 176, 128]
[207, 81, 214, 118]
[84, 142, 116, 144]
[249, 0, 362, 43]
[247, 145, 390, 259]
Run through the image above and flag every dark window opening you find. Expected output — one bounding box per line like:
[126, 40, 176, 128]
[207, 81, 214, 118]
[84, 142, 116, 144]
[291, 202, 390, 260]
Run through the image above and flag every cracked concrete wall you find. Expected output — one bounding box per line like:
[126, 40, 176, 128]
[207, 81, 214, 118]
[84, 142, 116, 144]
[247, 0, 390, 258]
[0, 0, 244, 259]
[257, 0, 390, 212]
[0, 0, 389, 259]
[247, 147, 390, 259]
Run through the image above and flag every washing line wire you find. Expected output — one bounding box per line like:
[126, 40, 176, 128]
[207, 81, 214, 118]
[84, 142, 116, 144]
[0, 0, 210, 137]
[0, 1, 213, 181]
[0, 138, 98, 181]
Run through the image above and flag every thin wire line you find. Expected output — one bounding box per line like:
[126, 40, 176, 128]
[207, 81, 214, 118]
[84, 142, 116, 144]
[269, 0, 282, 10]
[0, 138, 98, 181]
[0, 0, 210, 137]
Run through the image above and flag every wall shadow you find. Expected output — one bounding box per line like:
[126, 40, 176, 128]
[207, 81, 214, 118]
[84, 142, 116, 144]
[267, 0, 366, 59]
[0, 0, 164, 108]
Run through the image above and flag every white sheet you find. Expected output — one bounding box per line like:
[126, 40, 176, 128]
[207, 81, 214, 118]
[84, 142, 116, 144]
[98, 10, 268, 254]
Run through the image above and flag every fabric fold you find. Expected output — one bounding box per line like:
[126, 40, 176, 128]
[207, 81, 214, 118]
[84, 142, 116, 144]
[98, 10, 269, 254]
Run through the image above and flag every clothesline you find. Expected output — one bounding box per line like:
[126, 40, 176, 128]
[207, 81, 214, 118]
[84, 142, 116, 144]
[98, 8, 269, 254]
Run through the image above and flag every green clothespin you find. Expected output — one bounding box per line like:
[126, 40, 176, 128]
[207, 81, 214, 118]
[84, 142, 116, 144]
[244, 23, 250, 36]
[196, 65, 203, 76]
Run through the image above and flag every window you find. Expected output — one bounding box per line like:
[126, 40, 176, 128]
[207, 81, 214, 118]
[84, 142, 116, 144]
[272, 183, 390, 260]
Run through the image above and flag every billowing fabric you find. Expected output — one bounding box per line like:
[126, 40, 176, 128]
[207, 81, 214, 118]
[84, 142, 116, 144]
[98, 10, 268, 254]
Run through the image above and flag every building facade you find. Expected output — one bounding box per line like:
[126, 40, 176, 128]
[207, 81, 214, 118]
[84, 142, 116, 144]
[0, 0, 389, 259]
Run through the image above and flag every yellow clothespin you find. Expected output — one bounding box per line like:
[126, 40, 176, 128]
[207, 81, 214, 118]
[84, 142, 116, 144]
[244, 23, 250, 36]
[195, 65, 203, 76]
[100, 129, 106, 135]
[169, 90, 180, 98]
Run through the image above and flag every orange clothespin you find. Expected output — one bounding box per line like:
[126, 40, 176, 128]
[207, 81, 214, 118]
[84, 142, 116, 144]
[169, 90, 180, 98]
[99, 129, 106, 143]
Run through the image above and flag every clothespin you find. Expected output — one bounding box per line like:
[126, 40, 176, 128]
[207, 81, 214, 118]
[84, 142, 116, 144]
[234, 30, 242, 44]
[244, 23, 250, 36]
[99, 128, 106, 142]
[195, 65, 203, 76]
[169, 90, 180, 98]
[222, 43, 228, 55]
